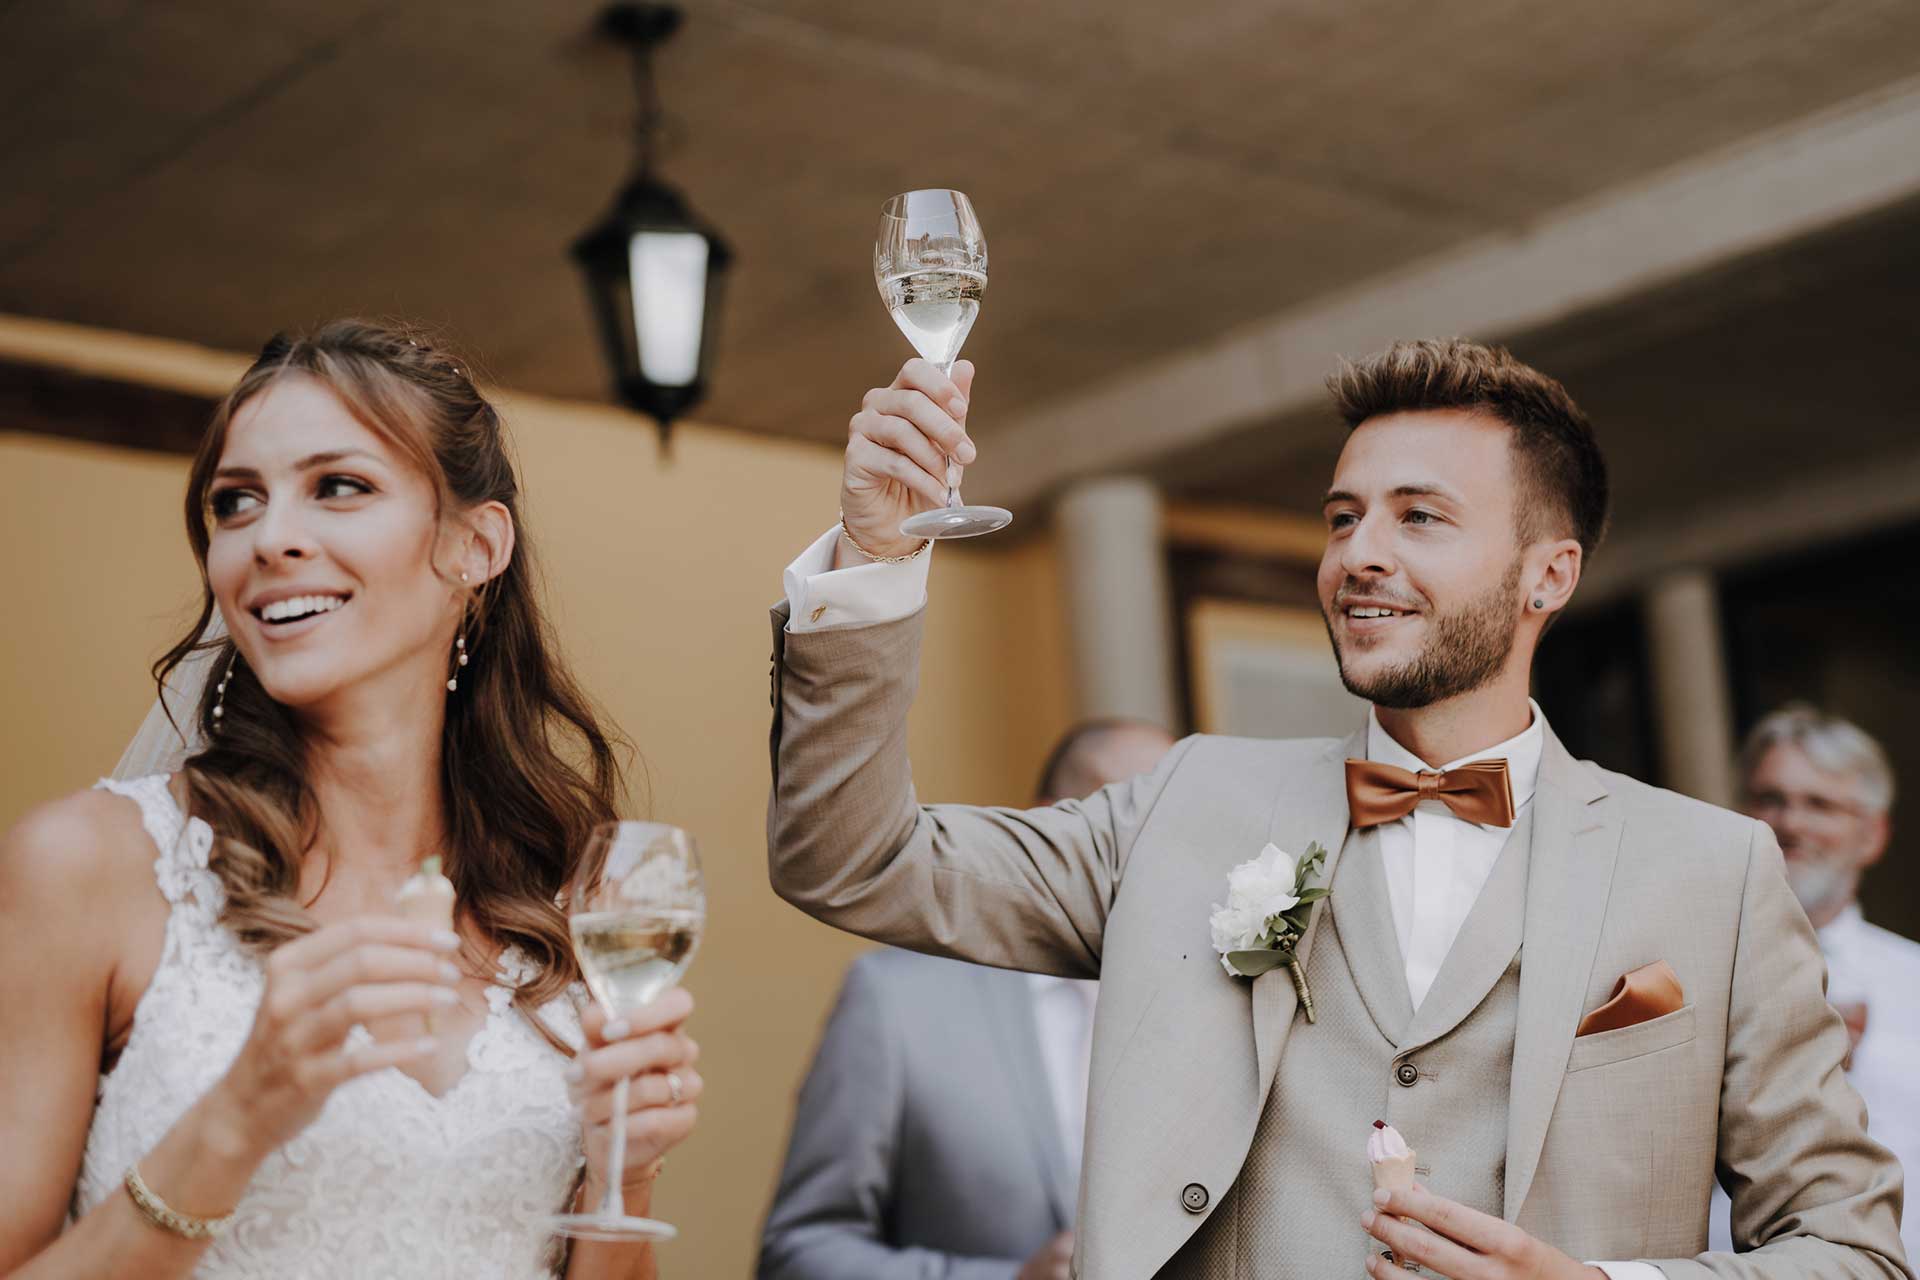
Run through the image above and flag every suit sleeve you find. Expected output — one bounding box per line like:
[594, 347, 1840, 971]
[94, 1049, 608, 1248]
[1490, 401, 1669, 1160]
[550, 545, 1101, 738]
[1638, 820, 1911, 1280]
[766, 604, 1194, 977]
[757, 958, 1024, 1280]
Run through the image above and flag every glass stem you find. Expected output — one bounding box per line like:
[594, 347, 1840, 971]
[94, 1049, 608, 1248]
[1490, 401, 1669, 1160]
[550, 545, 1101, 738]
[597, 1075, 631, 1219]
[937, 357, 961, 508]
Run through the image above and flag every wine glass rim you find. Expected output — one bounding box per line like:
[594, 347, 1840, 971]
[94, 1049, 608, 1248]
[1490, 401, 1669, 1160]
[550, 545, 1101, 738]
[880, 189, 975, 219]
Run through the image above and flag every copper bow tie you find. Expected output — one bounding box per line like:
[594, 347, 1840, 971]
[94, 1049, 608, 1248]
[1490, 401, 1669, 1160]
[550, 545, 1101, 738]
[1344, 758, 1516, 829]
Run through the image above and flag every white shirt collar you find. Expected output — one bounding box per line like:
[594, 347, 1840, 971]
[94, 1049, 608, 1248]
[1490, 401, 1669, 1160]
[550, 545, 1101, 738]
[1365, 698, 1548, 821]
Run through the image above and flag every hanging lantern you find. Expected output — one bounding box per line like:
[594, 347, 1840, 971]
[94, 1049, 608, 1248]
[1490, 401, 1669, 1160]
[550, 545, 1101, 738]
[572, 3, 731, 449]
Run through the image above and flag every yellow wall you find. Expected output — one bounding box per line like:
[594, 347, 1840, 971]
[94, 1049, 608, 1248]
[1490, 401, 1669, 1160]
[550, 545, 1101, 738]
[0, 367, 1072, 1272]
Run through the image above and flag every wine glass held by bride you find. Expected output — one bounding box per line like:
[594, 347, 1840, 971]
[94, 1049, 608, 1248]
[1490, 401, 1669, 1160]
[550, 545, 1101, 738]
[0, 320, 698, 1280]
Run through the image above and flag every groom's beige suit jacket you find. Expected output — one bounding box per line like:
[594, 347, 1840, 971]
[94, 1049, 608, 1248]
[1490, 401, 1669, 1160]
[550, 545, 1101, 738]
[766, 606, 1909, 1280]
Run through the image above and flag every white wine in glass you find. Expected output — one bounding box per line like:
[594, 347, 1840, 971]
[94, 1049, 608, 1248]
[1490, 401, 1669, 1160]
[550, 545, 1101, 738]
[874, 189, 1011, 540]
[549, 822, 705, 1244]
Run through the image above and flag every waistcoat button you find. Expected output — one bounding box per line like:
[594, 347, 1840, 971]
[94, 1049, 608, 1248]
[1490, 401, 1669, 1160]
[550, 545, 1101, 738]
[1181, 1182, 1210, 1213]
[1395, 1061, 1420, 1087]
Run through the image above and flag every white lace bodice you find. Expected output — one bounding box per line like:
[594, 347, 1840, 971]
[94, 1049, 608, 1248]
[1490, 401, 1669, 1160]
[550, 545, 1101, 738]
[74, 776, 587, 1279]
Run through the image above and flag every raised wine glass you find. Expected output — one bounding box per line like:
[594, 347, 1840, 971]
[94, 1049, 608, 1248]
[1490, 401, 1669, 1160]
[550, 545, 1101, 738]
[548, 821, 705, 1243]
[874, 189, 1012, 540]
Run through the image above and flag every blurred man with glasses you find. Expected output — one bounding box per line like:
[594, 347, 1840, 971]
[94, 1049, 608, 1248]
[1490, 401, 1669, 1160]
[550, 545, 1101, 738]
[1712, 704, 1919, 1255]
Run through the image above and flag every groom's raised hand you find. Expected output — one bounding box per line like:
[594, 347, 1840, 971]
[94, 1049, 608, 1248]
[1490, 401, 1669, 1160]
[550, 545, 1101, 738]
[1362, 1185, 1606, 1280]
[837, 357, 976, 563]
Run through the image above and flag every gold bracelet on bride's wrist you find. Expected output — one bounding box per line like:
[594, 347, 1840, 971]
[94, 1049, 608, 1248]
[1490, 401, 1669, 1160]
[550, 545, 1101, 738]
[124, 1163, 236, 1241]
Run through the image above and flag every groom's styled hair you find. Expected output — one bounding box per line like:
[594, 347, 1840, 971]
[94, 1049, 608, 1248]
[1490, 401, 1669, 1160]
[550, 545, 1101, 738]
[1327, 339, 1610, 559]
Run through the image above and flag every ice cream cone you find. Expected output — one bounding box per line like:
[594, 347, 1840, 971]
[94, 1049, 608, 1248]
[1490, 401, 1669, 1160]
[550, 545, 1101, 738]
[1367, 1121, 1421, 1270]
[1370, 1152, 1417, 1195]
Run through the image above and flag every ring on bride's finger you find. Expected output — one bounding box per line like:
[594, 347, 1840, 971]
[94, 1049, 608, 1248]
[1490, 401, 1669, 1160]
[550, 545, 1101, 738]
[666, 1072, 684, 1105]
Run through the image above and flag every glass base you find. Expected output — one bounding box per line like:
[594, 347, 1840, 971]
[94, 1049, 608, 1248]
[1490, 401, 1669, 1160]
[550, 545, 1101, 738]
[548, 1212, 677, 1243]
[900, 505, 1013, 540]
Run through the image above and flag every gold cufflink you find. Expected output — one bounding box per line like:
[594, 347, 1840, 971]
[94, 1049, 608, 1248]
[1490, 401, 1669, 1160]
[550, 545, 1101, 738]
[809, 606, 827, 623]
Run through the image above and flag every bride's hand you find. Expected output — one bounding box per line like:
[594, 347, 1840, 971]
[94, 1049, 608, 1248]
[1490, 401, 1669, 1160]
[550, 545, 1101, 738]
[570, 989, 702, 1191]
[205, 917, 463, 1161]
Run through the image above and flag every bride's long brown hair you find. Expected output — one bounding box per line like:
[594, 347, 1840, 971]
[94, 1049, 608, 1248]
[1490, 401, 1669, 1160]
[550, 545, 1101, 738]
[155, 319, 627, 1016]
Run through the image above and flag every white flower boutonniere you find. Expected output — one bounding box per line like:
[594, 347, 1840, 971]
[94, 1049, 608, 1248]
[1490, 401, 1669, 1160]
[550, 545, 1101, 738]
[1208, 842, 1330, 1022]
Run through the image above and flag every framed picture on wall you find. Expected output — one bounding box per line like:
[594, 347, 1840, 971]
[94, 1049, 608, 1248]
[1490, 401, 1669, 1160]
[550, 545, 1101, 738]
[1186, 597, 1367, 739]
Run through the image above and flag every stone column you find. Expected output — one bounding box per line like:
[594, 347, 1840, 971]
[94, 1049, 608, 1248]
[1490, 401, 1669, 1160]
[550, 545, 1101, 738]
[1641, 569, 1738, 808]
[1055, 477, 1178, 729]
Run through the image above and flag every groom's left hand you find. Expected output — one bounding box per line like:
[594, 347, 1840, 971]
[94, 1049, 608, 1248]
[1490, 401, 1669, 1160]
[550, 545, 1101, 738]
[1362, 1184, 1606, 1280]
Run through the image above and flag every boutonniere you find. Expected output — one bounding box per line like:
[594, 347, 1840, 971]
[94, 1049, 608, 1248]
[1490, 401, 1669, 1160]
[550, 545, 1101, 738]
[1208, 842, 1330, 1022]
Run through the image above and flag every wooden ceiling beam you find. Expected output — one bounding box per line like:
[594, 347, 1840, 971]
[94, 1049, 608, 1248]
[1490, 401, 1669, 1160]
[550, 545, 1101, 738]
[0, 355, 214, 456]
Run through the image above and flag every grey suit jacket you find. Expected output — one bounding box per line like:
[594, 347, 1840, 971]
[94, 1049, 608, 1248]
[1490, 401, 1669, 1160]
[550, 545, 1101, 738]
[758, 948, 1074, 1279]
[766, 605, 1910, 1280]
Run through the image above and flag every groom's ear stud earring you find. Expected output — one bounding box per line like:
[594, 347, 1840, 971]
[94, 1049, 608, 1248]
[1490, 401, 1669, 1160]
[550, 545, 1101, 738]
[1533, 599, 1545, 610]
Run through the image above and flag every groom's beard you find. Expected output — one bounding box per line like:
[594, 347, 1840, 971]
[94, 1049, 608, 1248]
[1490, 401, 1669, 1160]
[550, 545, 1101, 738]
[1328, 557, 1523, 711]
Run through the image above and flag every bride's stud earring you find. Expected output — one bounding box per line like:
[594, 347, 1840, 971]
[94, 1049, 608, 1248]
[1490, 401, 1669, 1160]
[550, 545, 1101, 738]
[212, 651, 238, 727]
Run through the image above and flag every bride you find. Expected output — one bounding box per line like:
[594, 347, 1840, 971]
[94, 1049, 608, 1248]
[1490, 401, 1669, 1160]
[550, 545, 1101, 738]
[0, 321, 701, 1278]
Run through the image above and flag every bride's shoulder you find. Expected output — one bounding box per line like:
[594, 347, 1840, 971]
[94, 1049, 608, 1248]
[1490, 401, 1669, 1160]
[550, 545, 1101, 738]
[0, 782, 171, 912]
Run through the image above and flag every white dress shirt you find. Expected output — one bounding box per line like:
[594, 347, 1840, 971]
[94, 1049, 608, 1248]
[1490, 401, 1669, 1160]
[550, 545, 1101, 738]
[1028, 974, 1099, 1192]
[1710, 903, 1920, 1258]
[784, 532, 1660, 1278]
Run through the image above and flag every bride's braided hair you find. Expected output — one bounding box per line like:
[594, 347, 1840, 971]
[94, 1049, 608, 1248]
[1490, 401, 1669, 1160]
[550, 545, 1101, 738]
[155, 319, 629, 1036]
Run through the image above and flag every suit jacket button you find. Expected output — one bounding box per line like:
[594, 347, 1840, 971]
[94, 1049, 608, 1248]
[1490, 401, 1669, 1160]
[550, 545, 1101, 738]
[1396, 1061, 1420, 1087]
[1181, 1182, 1210, 1213]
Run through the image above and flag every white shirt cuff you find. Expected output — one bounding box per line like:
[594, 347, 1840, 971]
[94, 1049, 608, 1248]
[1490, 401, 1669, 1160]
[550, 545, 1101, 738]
[782, 526, 931, 633]
[1590, 1262, 1665, 1280]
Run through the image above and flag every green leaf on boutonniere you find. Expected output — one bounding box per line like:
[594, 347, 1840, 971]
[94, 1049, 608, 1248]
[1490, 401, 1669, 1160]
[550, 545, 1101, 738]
[1224, 949, 1293, 978]
[1294, 887, 1331, 904]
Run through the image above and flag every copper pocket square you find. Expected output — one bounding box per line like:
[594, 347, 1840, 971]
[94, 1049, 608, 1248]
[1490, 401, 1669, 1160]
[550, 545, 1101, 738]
[1575, 959, 1684, 1036]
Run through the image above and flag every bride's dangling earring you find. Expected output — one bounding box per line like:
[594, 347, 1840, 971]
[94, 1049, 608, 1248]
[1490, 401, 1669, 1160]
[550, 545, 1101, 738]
[212, 649, 239, 729]
[448, 573, 472, 693]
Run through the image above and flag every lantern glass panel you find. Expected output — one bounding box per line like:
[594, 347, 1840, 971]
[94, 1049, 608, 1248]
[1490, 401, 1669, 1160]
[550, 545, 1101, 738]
[628, 229, 709, 387]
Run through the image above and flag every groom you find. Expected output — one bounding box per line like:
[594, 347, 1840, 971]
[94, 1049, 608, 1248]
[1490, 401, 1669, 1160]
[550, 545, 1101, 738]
[765, 340, 1908, 1279]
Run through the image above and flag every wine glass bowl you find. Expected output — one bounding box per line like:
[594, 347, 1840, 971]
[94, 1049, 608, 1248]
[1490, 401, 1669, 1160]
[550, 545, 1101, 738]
[874, 190, 1012, 541]
[548, 821, 705, 1244]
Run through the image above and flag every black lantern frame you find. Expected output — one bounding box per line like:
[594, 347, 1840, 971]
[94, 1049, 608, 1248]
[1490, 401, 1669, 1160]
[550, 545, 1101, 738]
[573, 3, 732, 446]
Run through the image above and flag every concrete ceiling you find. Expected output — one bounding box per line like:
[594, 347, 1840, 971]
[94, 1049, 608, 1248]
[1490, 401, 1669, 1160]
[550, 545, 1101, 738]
[5, 0, 1920, 469]
[1161, 190, 1920, 589]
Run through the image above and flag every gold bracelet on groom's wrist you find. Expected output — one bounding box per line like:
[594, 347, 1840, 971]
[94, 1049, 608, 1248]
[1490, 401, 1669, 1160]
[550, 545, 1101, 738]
[838, 515, 930, 565]
[124, 1163, 237, 1241]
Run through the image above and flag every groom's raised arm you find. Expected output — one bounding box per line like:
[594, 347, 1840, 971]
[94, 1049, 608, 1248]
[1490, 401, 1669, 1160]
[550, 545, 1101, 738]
[767, 571, 1192, 976]
[767, 357, 1194, 976]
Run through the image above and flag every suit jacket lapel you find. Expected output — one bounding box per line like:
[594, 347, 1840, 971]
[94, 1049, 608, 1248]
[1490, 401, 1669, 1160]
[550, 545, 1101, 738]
[977, 967, 1078, 1229]
[1252, 729, 1363, 1098]
[1329, 824, 1415, 1045]
[1502, 729, 1621, 1220]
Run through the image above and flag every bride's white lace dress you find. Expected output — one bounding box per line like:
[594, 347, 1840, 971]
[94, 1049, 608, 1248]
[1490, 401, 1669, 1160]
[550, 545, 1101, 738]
[71, 775, 587, 1279]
